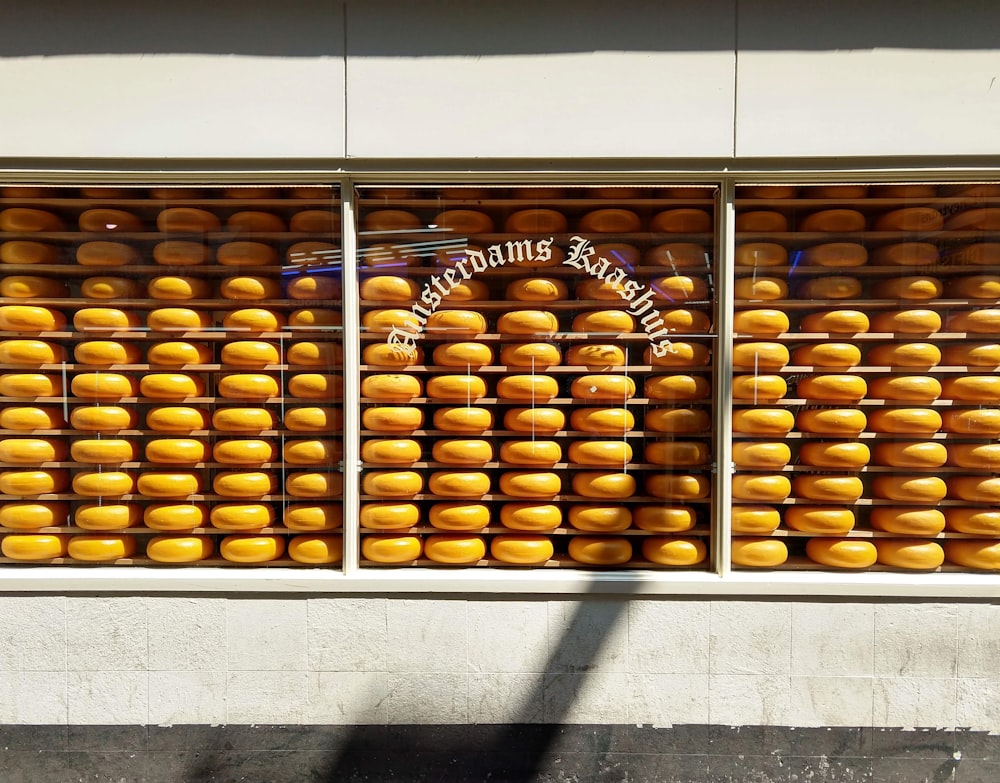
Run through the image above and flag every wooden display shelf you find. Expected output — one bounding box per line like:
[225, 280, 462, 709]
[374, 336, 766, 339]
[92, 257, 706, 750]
[0, 556, 339, 568]
[0, 493, 342, 502]
[360, 331, 713, 343]
[0, 330, 344, 341]
[361, 231, 715, 244]
[734, 196, 1000, 209]
[732, 557, 985, 573]
[735, 332, 988, 341]
[361, 365, 712, 374]
[361, 300, 714, 312]
[749, 498, 1000, 507]
[736, 230, 1000, 243]
[735, 299, 1000, 310]
[359, 493, 710, 503]
[0, 430, 336, 437]
[0, 231, 339, 242]
[731, 528, 999, 540]
[357, 197, 716, 209]
[736, 398, 988, 407]
[0, 364, 343, 373]
[359, 264, 716, 277]
[359, 397, 711, 406]
[0, 462, 339, 470]
[0, 197, 338, 209]
[750, 365, 991, 374]
[0, 525, 343, 535]
[0, 397, 343, 406]
[359, 430, 701, 439]
[359, 525, 712, 537]
[359, 462, 705, 471]
[0, 298, 342, 310]
[359, 556, 710, 569]
[733, 464, 1000, 475]
[732, 432, 966, 440]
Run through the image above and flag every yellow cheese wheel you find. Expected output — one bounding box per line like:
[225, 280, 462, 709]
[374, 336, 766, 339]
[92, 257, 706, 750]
[156, 207, 221, 233]
[575, 277, 625, 300]
[432, 342, 493, 367]
[873, 276, 943, 302]
[147, 276, 212, 301]
[0, 208, 63, 232]
[500, 471, 561, 498]
[219, 275, 281, 301]
[943, 376, 1000, 401]
[361, 534, 422, 563]
[731, 505, 781, 533]
[425, 310, 488, 336]
[731, 374, 787, 402]
[78, 209, 142, 233]
[215, 374, 278, 400]
[226, 208, 286, 230]
[641, 537, 706, 566]
[364, 342, 419, 367]
[428, 502, 489, 531]
[793, 475, 864, 502]
[572, 310, 636, 333]
[644, 441, 710, 467]
[419, 534, 484, 564]
[290, 307, 340, 328]
[495, 375, 556, 401]
[579, 208, 641, 233]
[285, 503, 342, 531]
[144, 341, 210, 366]
[144, 438, 205, 464]
[68, 534, 136, 561]
[569, 408, 633, 434]
[490, 534, 553, 564]
[496, 310, 557, 335]
[872, 309, 941, 334]
[645, 375, 710, 401]
[872, 475, 947, 502]
[0, 305, 66, 332]
[735, 243, 787, 267]
[949, 243, 1000, 266]
[797, 374, 867, 401]
[732, 342, 789, 369]
[645, 341, 711, 367]
[140, 373, 205, 400]
[798, 276, 863, 300]
[288, 373, 342, 399]
[146, 308, 212, 331]
[360, 501, 420, 530]
[69, 372, 131, 399]
[286, 471, 342, 498]
[500, 503, 562, 531]
[791, 343, 862, 368]
[72, 470, 133, 497]
[504, 208, 567, 233]
[868, 343, 941, 368]
[0, 339, 64, 365]
[361, 406, 422, 433]
[568, 505, 631, 532]
[785, 506, 856, 533]
[733, 276, 788, 300]
[800, 209, 866, 232]
[145, 405, 209, 433]
[281, 439, 341, 465]
[567, 440, 631, 466]
[873, 441, 947, 468]
[657, 308, 712, 333]
[433, 439, 493, 465]
[0, 373, 61, 401]
[71, 439, 135, 464]
[220, 341, 280, 368]
[287, 275, 341, 300]
[736, 210, 788, 232]
[433, 209, 493, 233]
[943, 408, 1000, 435]
[428, 375, 488, 401]
[732, 474, 791, 501]
[428, 470, 491, 497]
[506, 278, 568, 301]
[949, 476, 1000, 503]
[805, 538, 877, 569]
[0, 501, 69, 530]
[651, 208, 712, 233]
[793, 408, 865, 435]
[142, 503, 207, 531]
[363, 209, 420, 231]
[287, 535, 343, 564]
[565, 345, 626, 369]
[731, 408, 795, 434]
[137, 471, 202, 498]
[945, 508, 1000, 535]
[870, 407, 941, 434]
[359, 275, 419, 302]
[502, 407, 564, 434]
[209, 503, 275, 531]
[74, 502, 140, 531]
[874, 209, 944, 232]
[870, 507, 945, 535]
[799, 441, 871, 468]
[73, 340, 141, 366]
[213, 439, 276, 465]
[1, 534, 68, 560]
[0, 275, 69, 298]
[283, 341, 343, 367]
[869, 375, 942, 402]
[285, 406, 342, 432]
[946, 208, 1000, 230]
[731, 442, 791, 468]
[70, 405, 135, 432]
[152, 240, 211, 267]
[362, 470, 422, 497]
[361, 374, 422, 401]
[146, 535, 214, 562]
[0, 405, 63, 430]
[570, 375, 635, 401]
[948, 443, 1000, 469]
[877, 539, 944, 570]
[634, 506, 697, 532]
[223, 308, 284, 331]
[733, 309, 790, 336]
[207, 408, 274, 434]
[650, 275, 710, 303]
[800, 310, 870, 334]
[215, 241, 279, 268]
[944, 540, 1000, 570]
[220, 534, 285, 563]
[943, 343, 1000, 367]
[500, 343, 562, 368]
[802, 243, 868, 267]
[0, 241, 59, 265]
[210, 471, 273, 498]
[731, 538, 788, 567]
[568, 536, 632, 565]
[73, 307, 141, 331]
[432, 406, 492, 433]
[646, 473, 708, 500]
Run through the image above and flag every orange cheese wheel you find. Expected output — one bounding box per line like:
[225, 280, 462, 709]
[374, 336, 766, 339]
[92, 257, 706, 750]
[874, 208, 943, 232]
[142, 503, 207, 531]
[0, 374, 62, 400]
[0, 339, 64, 365]
[433, 210, 493, 233]
[945, 208, 1000, 230]
[873, 441, 947, 468]
[645, 441, 710, 466]
[650, 276, 709, 302]
[499, 471, 560, 498]
[209, 503, 275, 531]
[433, 406, 492, 432]
[497, 310, 558, 335]
[945, 508, 1000, 535]
[740, 185, 797, 198]
[877, 539, 944, 570]
[793, 475, 864, 502]
[288, 535, 343, 564]
[73, 340, 141, 366]
[872, 309, 941, 334]
[785, 507, 856, 534]
[949, 476, 1000, 503]
[209, 471, 272, 498]
[641, 537, 706, 566]
[0, 208, 63, 232]
[805, 538, 877, 569]
[0, 405, 63, 430]
[731, 408, 795, 434]
[948, 443, 1000, 469]
[650, 208, 711, 233]
[870, 407, 941, 434]
[361, 374, 422, 401]
[286, 471, 342, 498]
[568, 440, 631, 466]
[800, 310, 870, 334]
[362, 309, 416, 332]
[645, 342, 710, 367]
[432, 439, 493, 465]
[942, 376, 1000, 401]
[427, 375, 488, 400]
[871, 508, 945, 535]
[503, 407, 564, 433]
[221, 341, 280, 368]
[213, 439, 276, 465]
[734, 276, 788, 300]
[948, 243, 1000, 265]
[871, 184, 938, 197]
[363, 343, 418, 367]
[137, 471, 202, 498]
[732, 342, 789, 369]
[145, 438, 205, 464]
[428, 502, 489, 531]
[423, 534, 486, 564]
[145, 535, 213, 562]
[569, 408, 633, 434]
[78, 209, 142, 233]
[284, 406, 341, 432]
[152, 240, 211, 266]
[0, 275, 68, 298]
[572, 310, 636, 333]
[223, 308, 285, 331]
[731, 505, 781, 533]
[70, 405, 135, 432]
[145, 405, 209, 433]
[570, 375, 635, 401]
[868, 342, 941, 368]
[646, 473, 708, 500]
[148, 276, 212, 301]
[802, 243, 868, 267]
[731, 538, 788, 567]
[359, 501, 419, 530]
[360, 275, 420, 302]
[0, 305, 65, 332]
[873, 275, 943, 300]
[359, 438, 420, 465]
[428, 470, 490, 497]
[579, 208, 641, 232]
[735, 243, 787, 267]
[731, 374, 786, 402]
[797, 276, 863, 300]
[489, 534, 553, 564]
[732, 474, 791, 501]
[634, 506, 697, 532]
[145, 341, 211, 366]
[500, 440, 560, 466]
[140, 373, 205, 400]
[70, 372, 132, 399]
[575, 277, 625, 300]
[657, 308, 712, 333]
[943, 408, 1000, 435]
[226, 207, 286, 229]
[146, 308, 212, 331]
[72, 470, 133, 497]
[500, 343, 562, 368]
[0, 501, 69, 530]
[500, 503, 562, 531]
[797, 374, 867, 401]
[795, 408, 866, 435]
[799, 441, 870, 468]
[872, 475, 947, 502]
[71, 439, 135, 464]
[156, 207, 220, 232]
[504, 208, 567, 233]
[287, 275, 341, 300]
[361, 534, 422, 563]
[568, 505, 631, 532]
[74, 502, 140, 531]
[219, 275, 281, 301]
[949, 275, 1000, 299]
[80, 277, 142, 300]
[568, 536, 632, 565]
[73, 307, 141, 331]
[645, 374, 710, 401]
[736, 210, 788, 232]
[944, 540, 1000, 570]
[211, 407, 277, 433]
[869, 375, 941, 402]
[1, 534, 68, 560]
[791, 343, 862, 367]
[0, 240, 59, 265]
[733, 309, 789, 336]
[566, 344, 626, 368]
[219, 534, 285, 563]
[68, 534, 136, 562]
[506, 278, 568, 301]
[426, 310, 488, 336]
[433, 342, 493, 367]
[215, 241, 279, 267]
[362, 470, 422, 497]
[942, 343, 1000, 367]
[799, 209, 866, 232]
[288, 373, 342, 399]
[731, 442, 791, 467]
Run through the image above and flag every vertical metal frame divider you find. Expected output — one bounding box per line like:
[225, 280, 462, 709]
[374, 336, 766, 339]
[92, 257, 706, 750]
[340, 179, 361, 576]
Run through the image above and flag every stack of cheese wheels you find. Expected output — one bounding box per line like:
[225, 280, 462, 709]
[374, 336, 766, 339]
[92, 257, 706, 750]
[355, 186, 716, 567]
